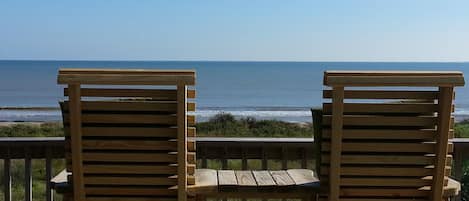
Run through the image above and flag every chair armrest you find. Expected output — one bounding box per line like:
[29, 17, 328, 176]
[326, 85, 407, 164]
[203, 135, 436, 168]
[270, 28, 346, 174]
[446, 178, 461, 197]
[50, 169, 72, 194]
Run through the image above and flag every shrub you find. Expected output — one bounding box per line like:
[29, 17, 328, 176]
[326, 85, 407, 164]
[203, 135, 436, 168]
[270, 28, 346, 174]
[196, 113, 313, 137]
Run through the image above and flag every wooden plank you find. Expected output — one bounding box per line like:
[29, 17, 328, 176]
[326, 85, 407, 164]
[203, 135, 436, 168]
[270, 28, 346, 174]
[82, 127, 177, 137]
[217, 170, 238, 186]
[321, 142, 440, 153]
[64, 101, 175, 112]
[323, 115, 437, 127]
[187, 90, 196, 99]
[322, 129, 436, 140]
[330, 86, 344, 201]
[68, 152, 195, 164]
[82, 152, 177, 162]
[340, 188, 428, 197]
[252, 171, 276, 187]
[324, 75, 464, 87]
[86, 198, 177, 201]
[86, 196, 177, 201]
[58, 74, 195, 85]
[177, 84, 187, 201]
[286, 169, 319, 185]
[64, 88, 196, 99]
[82, 140, 177, 151]
[325, 70, 463, 76]
[323, 103, 437, 114]
[340, 199, 426, 201]
[340, 178, 431, 187]
[188, 169, 218, 193]
[65, 88, 177, 98]
[83, 165, 177, 174]
[187, 102, 196, 111]
[63, 101, 196, 112]
[320, 166, 451, 177]
[270, 170, 295, 186]
[186, 151, 196, 164]
[323, 90, 438, 99]
[64, 114, 177, 125]
[235, 171, 257, 187]
[83, 176, 177, 185]
[321, 155, 453, 165]
[68, 84, 85, 201]
[432, 87, 454, 201]
[187, 115, 196, 126]
[81, 127, 196, 137]
[85, 187, 176, 196]
[59, 68, 195, 75]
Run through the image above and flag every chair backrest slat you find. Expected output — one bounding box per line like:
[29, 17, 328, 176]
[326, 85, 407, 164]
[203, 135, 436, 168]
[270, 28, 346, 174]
[319, 71, 464, 201]
[58, 68, 196, 201]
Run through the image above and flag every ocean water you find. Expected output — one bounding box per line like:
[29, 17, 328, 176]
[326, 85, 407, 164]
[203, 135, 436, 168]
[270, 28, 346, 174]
[0, 60, 468, 122]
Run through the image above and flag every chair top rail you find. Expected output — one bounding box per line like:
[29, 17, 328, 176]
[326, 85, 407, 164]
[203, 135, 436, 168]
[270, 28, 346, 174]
[324, 70, 465, 87]
[58, 68, 196, 85]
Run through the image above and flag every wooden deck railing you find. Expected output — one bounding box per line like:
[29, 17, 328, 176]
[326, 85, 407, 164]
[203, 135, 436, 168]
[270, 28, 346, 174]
[0, 137, 468, 201]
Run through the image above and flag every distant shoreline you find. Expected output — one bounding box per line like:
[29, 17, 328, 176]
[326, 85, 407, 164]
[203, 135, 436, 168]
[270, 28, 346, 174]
[1, 107, 468, 123]
[0, 107, 59, 111]
[1, 115, 468, 127]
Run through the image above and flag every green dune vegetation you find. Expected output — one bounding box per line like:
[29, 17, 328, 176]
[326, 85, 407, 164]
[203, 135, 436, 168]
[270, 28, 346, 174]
[0, 114, 468, 200]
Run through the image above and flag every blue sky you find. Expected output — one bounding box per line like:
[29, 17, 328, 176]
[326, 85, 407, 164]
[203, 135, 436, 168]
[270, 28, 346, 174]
[0, 0, 468, 61]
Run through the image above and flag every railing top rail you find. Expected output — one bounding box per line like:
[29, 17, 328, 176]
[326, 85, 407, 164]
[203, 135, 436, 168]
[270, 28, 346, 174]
[193, 137, 314, 143]
[0, 137, 65, 146]
[1, 136, 468, 144]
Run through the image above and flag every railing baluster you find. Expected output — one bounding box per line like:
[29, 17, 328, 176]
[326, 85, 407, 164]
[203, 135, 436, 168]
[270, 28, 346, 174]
[262, 146, 267, 169]
[46, 147, 54, 201]
[222, 146, 228, 169]
[201, 147, 207, 168]
[25, 147, 32, 201]
[301, 147, 307, 169]
[453, 144, 466, 201]
[281, 146, 287, 169]
[3, 148, 11, 201]
[242, 149, 247, 170]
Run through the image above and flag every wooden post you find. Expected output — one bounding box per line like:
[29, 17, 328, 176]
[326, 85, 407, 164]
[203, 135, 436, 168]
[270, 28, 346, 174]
[69, 84, 85, 201]
[25, 148, 32, 201]
[330, 87, 344, 201]
[432, 87, 454, 201]
[4, 148, 11, 201]
[453, 144, 463, 201]
[177, 84, 188, 201]
[262, 147, 268, 169]
[45, 147, 53, 201]
[201, 147, 208, 168]
[281, 146, 288, 169]
[311, 109, 323, 174]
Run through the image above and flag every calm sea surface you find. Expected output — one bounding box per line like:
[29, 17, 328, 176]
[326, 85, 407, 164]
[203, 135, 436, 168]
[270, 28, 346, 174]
[0, 60, 468, 122]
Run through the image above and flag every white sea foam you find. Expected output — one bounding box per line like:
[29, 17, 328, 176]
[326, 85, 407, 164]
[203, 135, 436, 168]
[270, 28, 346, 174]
[2, 108, 469, 123]
[193, 110, 311, 117]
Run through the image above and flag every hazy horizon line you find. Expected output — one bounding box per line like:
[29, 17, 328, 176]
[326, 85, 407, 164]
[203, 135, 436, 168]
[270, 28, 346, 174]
[1, 59, 469, 63]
